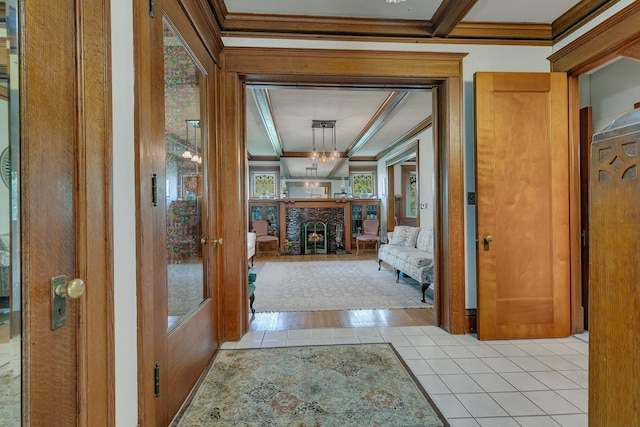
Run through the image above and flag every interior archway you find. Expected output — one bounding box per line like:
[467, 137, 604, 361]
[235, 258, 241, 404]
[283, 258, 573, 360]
[218, 48, 468, 337]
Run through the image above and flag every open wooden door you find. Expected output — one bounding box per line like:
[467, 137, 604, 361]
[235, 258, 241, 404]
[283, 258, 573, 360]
[475, 72, 571, 341]
[135, 1, 220, 424]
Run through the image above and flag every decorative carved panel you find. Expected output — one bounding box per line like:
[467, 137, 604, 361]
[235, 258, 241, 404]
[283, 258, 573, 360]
[596, 141, 637, 182]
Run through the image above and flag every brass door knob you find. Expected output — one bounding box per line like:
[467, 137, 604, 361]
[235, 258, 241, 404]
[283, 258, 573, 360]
[211, 238, 223, 245]
[482, 234, 493, 245]
[55, 278, 86, 299]
[201, 237, 208, 244]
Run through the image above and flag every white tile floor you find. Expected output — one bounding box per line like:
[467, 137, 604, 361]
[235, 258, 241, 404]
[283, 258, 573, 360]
[221, 326, 589, 427]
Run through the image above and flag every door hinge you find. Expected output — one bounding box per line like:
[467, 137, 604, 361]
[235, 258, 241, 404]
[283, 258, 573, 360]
[581, 230, 587, 247]
[151, 174, 158, 207]
[154, 363, 160, 397]
[149, 0, 155, 18]
[467, 192, 476, 205]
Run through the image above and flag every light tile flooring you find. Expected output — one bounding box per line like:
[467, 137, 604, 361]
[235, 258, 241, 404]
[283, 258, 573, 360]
[221, 326, 589, 427]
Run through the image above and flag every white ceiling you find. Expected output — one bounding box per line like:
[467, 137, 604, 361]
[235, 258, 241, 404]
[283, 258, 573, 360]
[235, 0, 585, 180]
[225, 0, 582, 23]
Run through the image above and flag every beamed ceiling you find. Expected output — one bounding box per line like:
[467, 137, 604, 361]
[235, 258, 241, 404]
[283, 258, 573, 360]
[205, 0, 619, 180]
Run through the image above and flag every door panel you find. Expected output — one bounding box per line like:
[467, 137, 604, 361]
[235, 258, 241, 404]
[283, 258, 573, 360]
[23, 0, 78, 424]
[475, 72, 571, 340]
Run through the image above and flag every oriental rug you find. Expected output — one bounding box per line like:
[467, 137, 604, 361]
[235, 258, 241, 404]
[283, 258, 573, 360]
[253, 260, 429, 312]
[174, 344, 448, 427]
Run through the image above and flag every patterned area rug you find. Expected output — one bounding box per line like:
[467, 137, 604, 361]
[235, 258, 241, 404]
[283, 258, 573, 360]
[0, 362, 20, 425]
[175, 344, 448, 426]
[254, 260, 429, 312]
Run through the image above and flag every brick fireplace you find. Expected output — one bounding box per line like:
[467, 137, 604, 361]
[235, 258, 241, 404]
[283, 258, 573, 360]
[284, 204, 346, 255]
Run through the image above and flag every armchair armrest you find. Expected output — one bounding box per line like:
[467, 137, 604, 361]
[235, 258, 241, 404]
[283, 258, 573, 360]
[0, 250, 9, 267]
[247, 232, 257, 260]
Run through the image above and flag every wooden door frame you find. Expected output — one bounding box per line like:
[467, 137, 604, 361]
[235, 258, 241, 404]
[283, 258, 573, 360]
[579, 106, 592, 330]
[549, 1, 640, 333]
[22, 0, 114, 424]
[386, 165, 395, 232]
[221, 48, 467, 337]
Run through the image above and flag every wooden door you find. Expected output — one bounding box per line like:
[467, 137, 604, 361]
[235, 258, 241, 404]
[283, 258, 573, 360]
[475, 72, 571, 340]
[21, 0, 113, 425]
[149, 2, 219, 424]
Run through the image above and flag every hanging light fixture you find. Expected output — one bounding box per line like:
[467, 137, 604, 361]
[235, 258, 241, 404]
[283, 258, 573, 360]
[311, 120, 337, 163]
[184, 120, 202, 164]
[182, 120, 193, 159]
[305, 163, 318, 188]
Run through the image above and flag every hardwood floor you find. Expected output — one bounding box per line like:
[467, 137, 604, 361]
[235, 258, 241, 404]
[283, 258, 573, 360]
[248, 252, 435, 331]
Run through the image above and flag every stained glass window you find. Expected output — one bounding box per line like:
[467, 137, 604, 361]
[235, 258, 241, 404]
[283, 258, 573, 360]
[351, 172, 375, 195]
[252, 172, 277, 197]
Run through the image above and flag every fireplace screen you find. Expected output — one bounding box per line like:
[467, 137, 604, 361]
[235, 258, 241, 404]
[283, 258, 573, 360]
[303, 222, 328, 254]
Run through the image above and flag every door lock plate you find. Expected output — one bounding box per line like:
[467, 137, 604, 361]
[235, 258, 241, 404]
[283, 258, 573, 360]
[50, 275, 67, 330]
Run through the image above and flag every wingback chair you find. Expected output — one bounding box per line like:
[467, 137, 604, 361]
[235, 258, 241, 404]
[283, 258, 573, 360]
[356, 219, 380, 255]
[252, 220, 279, 256]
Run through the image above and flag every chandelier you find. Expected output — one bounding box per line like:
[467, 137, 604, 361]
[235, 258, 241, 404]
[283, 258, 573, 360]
[305, 163, 319, 188]
[181, 119, 202, 164]
[310, 120, 338, 164]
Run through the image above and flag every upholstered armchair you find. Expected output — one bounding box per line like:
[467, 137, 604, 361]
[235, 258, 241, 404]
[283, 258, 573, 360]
[252, 220, 279, 256]
[356, 219, 380, 255]
[247, 232, 256, 267]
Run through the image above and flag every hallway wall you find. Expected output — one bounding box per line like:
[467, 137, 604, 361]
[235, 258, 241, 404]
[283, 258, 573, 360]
[111, 0, 137, 425]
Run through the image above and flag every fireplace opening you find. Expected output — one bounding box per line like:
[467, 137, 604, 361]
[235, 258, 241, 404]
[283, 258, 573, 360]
[303, 222, 328, 254]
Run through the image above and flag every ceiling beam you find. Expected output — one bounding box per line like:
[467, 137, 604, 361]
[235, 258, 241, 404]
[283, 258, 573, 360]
[346, 91, 408, 158]
[431, 0, 477, 38]
[620, 43, 640, 61]
[552, 0, 617, 41]
[448, 22, 552, 41]
[210, 0, 616, 44]
[250, 88, 283, 157]
[376, 116, 433, 161]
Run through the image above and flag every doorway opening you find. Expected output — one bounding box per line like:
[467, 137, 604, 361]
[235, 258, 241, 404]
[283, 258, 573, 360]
[245, 83, 437, 322]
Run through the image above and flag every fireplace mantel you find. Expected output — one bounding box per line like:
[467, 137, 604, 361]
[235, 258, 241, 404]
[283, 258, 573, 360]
[275, 198, 380, 254]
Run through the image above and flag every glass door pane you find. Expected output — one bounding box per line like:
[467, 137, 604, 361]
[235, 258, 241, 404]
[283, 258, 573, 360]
[164, 18, 206, 330]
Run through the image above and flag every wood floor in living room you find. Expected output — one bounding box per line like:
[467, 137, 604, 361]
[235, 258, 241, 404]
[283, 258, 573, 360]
[248, 251, 435, 331]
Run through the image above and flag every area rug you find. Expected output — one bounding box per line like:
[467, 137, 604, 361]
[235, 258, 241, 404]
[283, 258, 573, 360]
[175, 344, 448, 426]
[0, 362, 20, 425]
[253, 260, 429, 312]
[167, 263, 203, 316]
